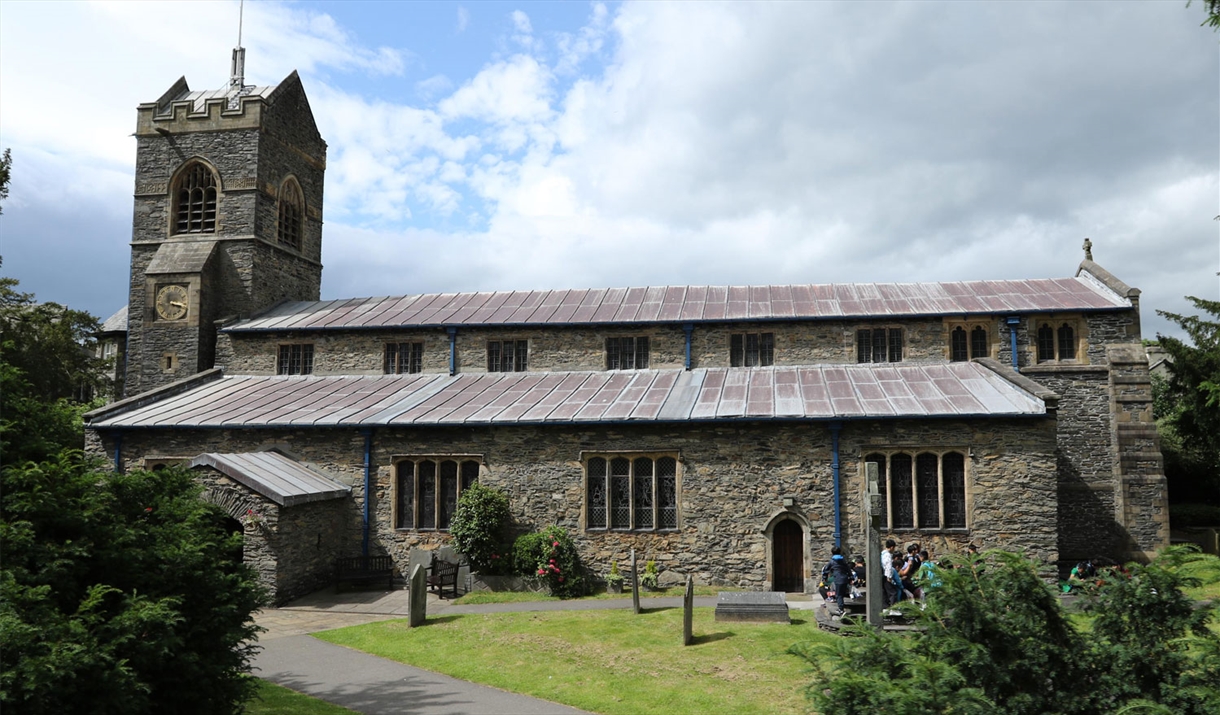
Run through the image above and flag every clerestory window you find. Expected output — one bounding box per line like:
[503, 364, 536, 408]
[385, 342, 424, 374]
[1035, 321, 1078, 362]
[174, 163, 218, 234]
[606, 336, 650, 370]
[950, 325, 990, 362]
[856, 328, 903, 363]
[487, 340, 528, 372]
[730, 333, 774, 367]
[277, 344, 314, 375]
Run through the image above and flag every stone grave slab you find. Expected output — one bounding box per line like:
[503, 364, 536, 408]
[714, 591, 790, 623]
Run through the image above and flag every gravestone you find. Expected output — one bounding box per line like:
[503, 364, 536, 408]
[714, 591, 789, 623]
[630, 549, 641, 615]
[408, 563, 426, 627]
[865, 462, 883, 627]
[683, 574, 694, 645]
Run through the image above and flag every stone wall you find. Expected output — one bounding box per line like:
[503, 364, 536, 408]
[92, 414, 1058, 593]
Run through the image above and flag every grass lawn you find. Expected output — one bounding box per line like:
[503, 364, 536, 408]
[316, 607, 832, 715]
[246, 679, 358, 714]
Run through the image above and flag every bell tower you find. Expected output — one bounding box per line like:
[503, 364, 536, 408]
[124, 49, 326, 396]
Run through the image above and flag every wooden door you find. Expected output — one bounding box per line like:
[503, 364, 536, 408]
[772, 519, 804, 593]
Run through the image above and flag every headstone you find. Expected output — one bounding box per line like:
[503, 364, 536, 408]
[714, 591, 789, 623]
[865, 462, 883, 627]
[682, 574, 694, 645]
[408, 563, 426, 627]
[630, 549, 641, 615]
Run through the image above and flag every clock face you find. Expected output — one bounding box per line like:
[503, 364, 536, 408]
[155, 284, 189, 321]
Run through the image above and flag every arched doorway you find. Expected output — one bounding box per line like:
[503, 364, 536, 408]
[772, 519, 805, 592]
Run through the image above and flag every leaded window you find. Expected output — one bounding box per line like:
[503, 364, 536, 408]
[487, 340, 529, 372]
[950, 325, 990, 362]
[277, 178, 304, 249]
[606, 336, 650, 370]
[730, 333, 775, 367]
[856, 328, 903, 363]
[971, 327, 988, 360]
[586, 454, 680, 531]
[865, 451, 969, 532]
[385, 342, 424, 374]
[1035, 321, 1079, 362]
[174, 163, 217, 234]
[395, 458, 481, 530]
[277, 344, 314, 375]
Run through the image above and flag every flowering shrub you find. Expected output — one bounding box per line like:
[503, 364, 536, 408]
[512, 526, 584, 598]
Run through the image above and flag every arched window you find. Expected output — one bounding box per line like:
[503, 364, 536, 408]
[970, 327, 988, 359]
[174, 163, 217, 234]
[277, 178, 304, 249]
[1037, 323, 1055, 362]
[1057, 324, 1076, 361]
[950, 327, 968, 362]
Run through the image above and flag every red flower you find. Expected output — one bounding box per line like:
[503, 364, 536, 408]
[552, 541, 560, 547]
[144, 507, 153, 513]
[558, 577, 565, 583]
[538, 568, 546, 576]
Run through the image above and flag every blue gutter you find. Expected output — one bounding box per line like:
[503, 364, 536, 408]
[361, 428, 373, 557]
[113, 431, 123, 473]
[1007, 316, 1021, 370]
[682, 323, 694, 370]
[829, 421, 842, 548]
[447, 327, 457, 376]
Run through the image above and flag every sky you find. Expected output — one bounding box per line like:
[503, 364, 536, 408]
[0, 0, 1217, 340]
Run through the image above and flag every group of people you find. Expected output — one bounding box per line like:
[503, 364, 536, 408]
[820, 539, 961, 614]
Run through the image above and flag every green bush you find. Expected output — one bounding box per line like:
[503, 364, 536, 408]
[1, 455, 267, 714]
[791, 549, 1220, 715]
[449, 483, 511, 574]
[512, 526, 584, 598]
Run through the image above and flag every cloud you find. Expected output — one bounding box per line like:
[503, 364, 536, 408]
[457, 6, 470, 34]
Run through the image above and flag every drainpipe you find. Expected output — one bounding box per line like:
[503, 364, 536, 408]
[361, 428, 373, 557]
[1006, 316, 1021, 370]
[682, 323, 694, 370]
[447, 327, 458, 376]
[113, 431, 123, 473]
[829, 421, 842, 548]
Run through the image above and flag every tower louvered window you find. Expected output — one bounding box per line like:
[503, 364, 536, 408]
[174, 163, 217, 234]
[278, 179, 304, 249]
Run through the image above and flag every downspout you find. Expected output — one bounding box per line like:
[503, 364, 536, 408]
[1006, 316, 1021, 370]
[682, 323, 694, 370]
[829, 421, 842, 548]
[447, 327, 458, 376]
[361, 428, 373, 557]
[113, 431, 123, 473]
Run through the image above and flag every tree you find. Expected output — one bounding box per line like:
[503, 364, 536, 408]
[1190, 0, 1220, 30]
[1156, 297, 1220, 505]
[0, 271, 109, 465]
[791, 548, 1220, 715]
[0, 456, 267, 714]
[0, 148, 10, 214]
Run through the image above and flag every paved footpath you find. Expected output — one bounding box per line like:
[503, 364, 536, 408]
[252, 588, 818, 715]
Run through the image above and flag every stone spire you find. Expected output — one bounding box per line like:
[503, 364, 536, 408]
[1082, 237, 1093, 262]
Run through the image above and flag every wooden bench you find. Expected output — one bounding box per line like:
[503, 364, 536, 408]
[426, 554, 463, 599]
[334, 555, 395, 592]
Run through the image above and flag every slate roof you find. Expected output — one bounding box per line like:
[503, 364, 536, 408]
[224, 276, 1130, 333]
[99, 305, 128, 334]
[146, 240, 216, 275]
[88, 362, 1048, 429]
[190, 451, 349, 507]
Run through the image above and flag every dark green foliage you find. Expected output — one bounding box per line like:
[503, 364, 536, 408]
[512, 526, 585, 598]
[0, 148, 10, 213]
[0, 456, 267, 714]
[448, 483, 511, 574]
[0, 272, 108, 465]
[1170, 503, 1220, 527]
[1156, 297, 1220, 506]
[793, 549, 1220, 715]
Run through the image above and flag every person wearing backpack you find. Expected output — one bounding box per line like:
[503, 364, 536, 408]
[824, 545, 854, 615]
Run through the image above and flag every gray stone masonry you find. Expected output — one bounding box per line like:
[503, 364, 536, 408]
[126, 74, 325, 397]
[92, 413, 1058, 594]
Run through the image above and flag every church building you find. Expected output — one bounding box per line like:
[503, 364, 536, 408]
[85, 57, 1169, 604]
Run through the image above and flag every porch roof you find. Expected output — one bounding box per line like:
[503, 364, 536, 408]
[190, 451, 350, 507]
[92, 362, 1049, 430]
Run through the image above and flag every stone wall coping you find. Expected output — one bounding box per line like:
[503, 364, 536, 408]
[1077, 260, 1140, 299]
[84, 367, 223, 425]
[1020, 364, 1110, 375]
[974, 357, 1059, 410]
